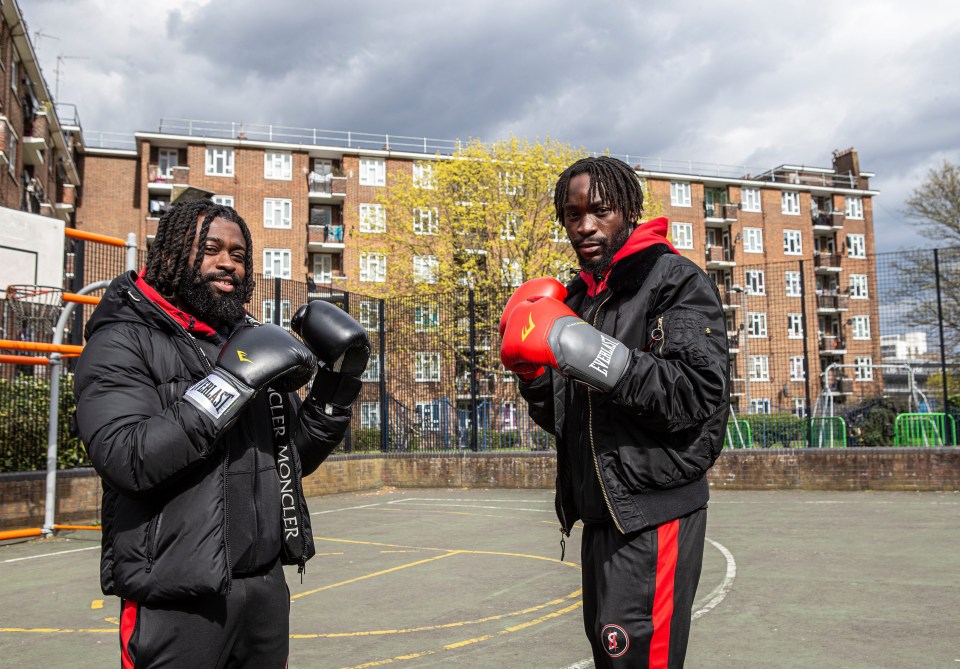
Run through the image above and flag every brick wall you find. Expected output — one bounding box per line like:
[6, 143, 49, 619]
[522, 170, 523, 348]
[75, 153, 141, 240]
[4, 449, 958, 529]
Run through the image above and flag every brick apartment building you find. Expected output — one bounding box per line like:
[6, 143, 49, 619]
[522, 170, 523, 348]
[0, 1, 82, 226]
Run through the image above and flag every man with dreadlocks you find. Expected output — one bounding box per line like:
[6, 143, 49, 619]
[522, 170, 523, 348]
[75, 198, 369, 668]
[500, 156, 729, 667]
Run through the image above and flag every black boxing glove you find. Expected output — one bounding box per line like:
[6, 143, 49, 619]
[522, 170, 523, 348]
[184, 324, 317, 432]
[291, 300, 371, 412]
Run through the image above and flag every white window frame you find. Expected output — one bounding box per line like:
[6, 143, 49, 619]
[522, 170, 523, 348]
[499, 170, 524, 196]
[785, 271, 802, 298]
[264, 151, 293, 180]
[501, 213, 521, 240]
[413, 255, 439, 284]
[414, 304, 440, 332]
[855, 356, 874, 381]
[790, 356, 806, 381]
[359, 158, 386, 186]
[743, 227, 763, 253]
[849, 274, 869, 299]
[157, 148, 178, 178]
[359, 203, 386, 233]
[361, 356, 381, 382]
[781, 191, 801, 215]
[212, 195, 234, 208]
[415, 352, 442, 382]
[847, 234, 866, 259]
[787, 313, 804, 339]
[262, 299, 292, 328]
[749, 355, 770, 382]
[852, 315, 871, 340]
[263, 198, 293, 229]
[501, 258, 523, 287]
[793, 398, 807, 418]
[742, 187, 761, 212]
[313, 254, 333, 285]
[413, 161, 435, 189]
[670, 182, 692, 207]
[672, 222, 694, 250]
[845, 196, 864, 220]
[416, 402, 442, 432]
[503, 401, 518, 431]
[357, 300, 380, 331]
[205, 146, 234, 176]
[784, 229, 803, 255]
[262, 248, 291, 279]
[747, 312, 767, 338]
[745, 269, 765, 295]
[413, 207, 439, 235]
[750, 398, 772, 414]
[359, 252, 387, 283]
[360, 402, 380, 428]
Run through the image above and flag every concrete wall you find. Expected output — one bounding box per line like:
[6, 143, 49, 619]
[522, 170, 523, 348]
[3, 449, 959, 529]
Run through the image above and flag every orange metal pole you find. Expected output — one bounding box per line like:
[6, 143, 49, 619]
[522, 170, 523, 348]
[53, 524, 102, 531]
[0, 528, 43, 541]
[63, 293, 101, 305]
[0, 340, 84, 355]
[0, 354, 49, 365]
[64, 228, 126, 247]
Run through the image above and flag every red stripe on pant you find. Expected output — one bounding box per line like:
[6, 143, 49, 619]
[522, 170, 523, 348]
[649, 519, 679, 668]
[120, 599, 139, 669]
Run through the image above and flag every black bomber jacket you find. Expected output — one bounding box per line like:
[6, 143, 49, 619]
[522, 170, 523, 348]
[520, 243, 730, 536]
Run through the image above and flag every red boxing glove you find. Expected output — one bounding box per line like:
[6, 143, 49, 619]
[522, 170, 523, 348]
[501, 296, 578, 381]
[499, 277, 567, 336]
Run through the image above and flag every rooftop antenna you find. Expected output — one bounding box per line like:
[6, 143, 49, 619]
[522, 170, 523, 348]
[54, 53, 88, 101]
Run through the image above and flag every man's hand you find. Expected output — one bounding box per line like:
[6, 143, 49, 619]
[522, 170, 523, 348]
[499, 277, 567, 336]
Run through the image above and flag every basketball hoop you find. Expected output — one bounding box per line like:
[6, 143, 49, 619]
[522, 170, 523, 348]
[5, 285, 64, 343]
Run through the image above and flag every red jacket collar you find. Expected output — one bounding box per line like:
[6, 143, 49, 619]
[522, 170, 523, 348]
[580, 217, 679, 295]
[135, 270, 218, 337]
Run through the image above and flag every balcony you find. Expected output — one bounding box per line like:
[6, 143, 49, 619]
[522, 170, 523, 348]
[704, 202, 738, 224]
[721, 290, 741, 310]
[812, 211, 844, 230]
[308, 174, 347, 202]
[824, 378, 854, 396]
[22, 136, 46, 166]
[455, 375, 495, 398]
[308, 224, 345, 250]
[814, 252, 842, 273]
[705, 246, 735, 269]
[731, 378, 746, 396]
[819, 335, 846, 356]
[727, 332, 740, 354]
[816, 292, 849, 313]
[54, 183, 76, 222]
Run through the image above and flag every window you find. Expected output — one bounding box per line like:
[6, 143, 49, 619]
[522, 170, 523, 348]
[750, 398, 771, 414]
[413, 255, 439, 284]
[672, 222, 694, 250]
[785, 271, 802, 297]
[501, 213, 520, 240]
[551, 224, 570, 244]
[749, 355, 769, 382]
[501, 258, 523, 287]
[847, 234, 866, 259]
[361, 356, 381, 382]
[790, 356, 806, 381]
[793, 398, 806, 418]
[359, 158, 385, 186]
[747, 312, 767, 338]
[744, 227, 763, 253]
[413, 207, 439, 235]
[849, 274, 868, 299]
[415, 352, 441, 382]
[745, 270, 765, 295]
[263, 198, 292, 229]
[359, 203, 386, 233]
[263, 249, 291, 279]
[787, 314, 804, 339]
[212, 195, 234, 208]
[262, 300, 292, 328]
[784, 229, 803, 255]
[264, 151, 292, 180]
[359, 252, 387, 282]
[205, 147, 234, 176]
[360, 402, 380, 428]
[742, 187, 761, 212]
[416, 402, 442, 431]
[845, 196, 863, 220]
[413, 161, 435, 189]
[781, 191, 800, 215]
[499, 171, 524, 196]
[855, 356, 874, 381]
[414, 304, 440, 332]
[313, 254, 333, 284]
[7, 128, 17, 177]
[670, 182, 691, 207]
[157, 148, 178, 178]
[503, 401, 518, 431]
[851, 315, 871, 340]
[358, 300, 380, 331]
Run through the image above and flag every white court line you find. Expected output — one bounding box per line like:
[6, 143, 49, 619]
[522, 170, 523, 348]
[390, 497, 552, 504]
[562, 537, 736, 669]
[310, 502, 389, 516]
[387, 501, 553, 514]
[2, 545, 99, 563]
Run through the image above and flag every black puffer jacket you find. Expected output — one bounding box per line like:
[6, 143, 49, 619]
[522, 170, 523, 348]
[520, 243, 730, 535]
[75, 272, 350, 603]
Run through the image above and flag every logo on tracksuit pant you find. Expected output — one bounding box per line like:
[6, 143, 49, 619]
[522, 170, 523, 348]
[601, 623, 629, 658]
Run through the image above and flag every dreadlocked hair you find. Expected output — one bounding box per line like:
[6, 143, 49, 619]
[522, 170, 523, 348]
[554, 156, 644, 227]
[144, 198, 255, 303]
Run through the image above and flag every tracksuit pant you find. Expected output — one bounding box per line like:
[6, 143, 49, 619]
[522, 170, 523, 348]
[118, 559, 289, 669]
[581, 507, 707, 669]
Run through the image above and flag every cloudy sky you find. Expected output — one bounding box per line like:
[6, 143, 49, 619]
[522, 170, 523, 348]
[21, 0, 960, 252]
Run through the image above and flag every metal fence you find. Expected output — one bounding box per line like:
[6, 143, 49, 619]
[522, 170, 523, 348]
[2, 246, 960, 472]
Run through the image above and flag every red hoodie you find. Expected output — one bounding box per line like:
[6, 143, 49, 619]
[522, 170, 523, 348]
[580, 216, 679, 296]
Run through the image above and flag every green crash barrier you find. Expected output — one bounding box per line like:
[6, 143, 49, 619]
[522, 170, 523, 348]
[808, 416, 847, 448]
[894, 413, 957, 447]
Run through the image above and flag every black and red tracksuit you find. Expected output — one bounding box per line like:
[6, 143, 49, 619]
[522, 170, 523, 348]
[519, 217, 730, 668]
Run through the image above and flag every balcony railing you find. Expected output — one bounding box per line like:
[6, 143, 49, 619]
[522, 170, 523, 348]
[727, 333, 740, 351]
[706, 246, 734, 264]
[307, 174, 347, 196]
[814, 253, 842, 270]
[308, 224, 344, 244]
[819, 335, 846, 354]
[816, 293, 850, 311]
[812, 211, 845, 229]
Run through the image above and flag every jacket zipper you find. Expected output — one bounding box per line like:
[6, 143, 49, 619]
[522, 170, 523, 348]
[145, 511, 162, 572]
[656, 315, 666, 355]
[587, 293, 626, 534]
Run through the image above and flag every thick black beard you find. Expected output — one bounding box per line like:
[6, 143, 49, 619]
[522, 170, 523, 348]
[578, 224, 634, 275]
[177, 271, 247, 328]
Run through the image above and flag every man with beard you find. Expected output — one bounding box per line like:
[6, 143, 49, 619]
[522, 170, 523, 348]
[500, 157, 730, 668]
[75, 199, 369, 668]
